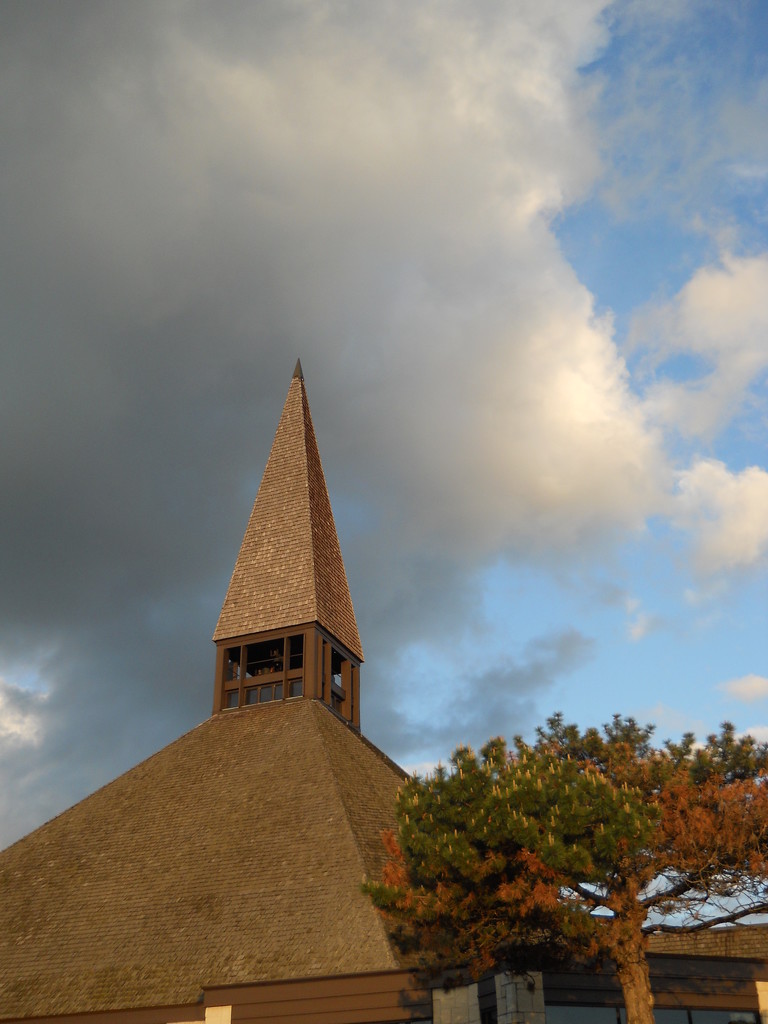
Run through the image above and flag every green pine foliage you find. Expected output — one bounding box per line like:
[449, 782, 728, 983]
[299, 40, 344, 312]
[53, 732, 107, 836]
[366, 715, 768, 1024]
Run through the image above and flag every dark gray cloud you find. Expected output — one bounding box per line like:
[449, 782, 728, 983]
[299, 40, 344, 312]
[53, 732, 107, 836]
[368, 627, 596, 768]
[0, 0, 671, 847]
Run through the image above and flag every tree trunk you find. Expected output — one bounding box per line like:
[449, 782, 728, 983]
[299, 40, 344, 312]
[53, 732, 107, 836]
[615, 944, 655, 1024]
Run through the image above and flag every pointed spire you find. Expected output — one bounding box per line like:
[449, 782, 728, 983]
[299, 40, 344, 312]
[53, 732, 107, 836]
[213, 368, 362, 661]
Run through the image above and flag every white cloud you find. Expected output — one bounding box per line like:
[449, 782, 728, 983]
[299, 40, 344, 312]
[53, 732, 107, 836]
[155, 1, 665, 562]
[402, 760, 439, 779]
[635, 703, 707, 742]
[5, 0, 671, 837]
[592, 3, 768, 240]
[636, 253, 768, 440]
[719, 674, 768, 703]
[628, 611, 662, 642]
[632, 252, 768, 578]
[729, 163, 768, 182]
[683, 580, 728, 607]
[1, 0, 767, 840]
[741, 725, 768, 744]
[675, 459, 768, 574]
[623, 596, 664, 641]
[0, 679, 46, 746]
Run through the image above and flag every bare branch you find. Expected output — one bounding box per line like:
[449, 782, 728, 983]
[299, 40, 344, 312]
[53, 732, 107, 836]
[575, 883, 611, 908]
[643, 899, 768, 933]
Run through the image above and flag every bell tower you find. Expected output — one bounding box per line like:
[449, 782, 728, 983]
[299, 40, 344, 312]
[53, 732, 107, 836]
[212, 361, 363, 727]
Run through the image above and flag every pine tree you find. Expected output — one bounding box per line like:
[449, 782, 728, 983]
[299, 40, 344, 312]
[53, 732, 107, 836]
[365, 715, 768, 1024]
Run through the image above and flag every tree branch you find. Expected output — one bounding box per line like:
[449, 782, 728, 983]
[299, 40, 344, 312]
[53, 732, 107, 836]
[575, 883, 611, 908]
[640, 875, 693, 908]
[643, 899, 768, 933]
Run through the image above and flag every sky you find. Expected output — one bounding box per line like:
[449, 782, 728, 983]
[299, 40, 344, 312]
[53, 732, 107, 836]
[1, 0, 767, 848]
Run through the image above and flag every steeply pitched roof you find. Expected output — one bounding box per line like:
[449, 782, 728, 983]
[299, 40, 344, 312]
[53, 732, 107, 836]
[0, 701, 404, 1019]
[213, 368, 363, 661]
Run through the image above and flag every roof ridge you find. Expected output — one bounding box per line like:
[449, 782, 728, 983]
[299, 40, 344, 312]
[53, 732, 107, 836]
[310, 700, 371, 870]
[299, 380, 322, 632]
[298, 378, 363, 660]
[308, 701, 400, 966]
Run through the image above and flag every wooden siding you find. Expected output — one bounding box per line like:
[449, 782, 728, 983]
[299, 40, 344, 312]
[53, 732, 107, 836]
[544, 954, 765, 1010]
[206, 970, 431, 1024]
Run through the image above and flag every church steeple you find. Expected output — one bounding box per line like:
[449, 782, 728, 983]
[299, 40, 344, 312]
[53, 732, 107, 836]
[212, 365, 363, 726]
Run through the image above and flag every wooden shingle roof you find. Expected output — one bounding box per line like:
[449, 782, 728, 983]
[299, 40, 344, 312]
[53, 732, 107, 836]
[0, 700, 404, 1019]
[213, 366, 363, 661]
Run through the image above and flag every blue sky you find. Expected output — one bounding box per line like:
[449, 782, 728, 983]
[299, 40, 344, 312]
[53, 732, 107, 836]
[0, 0, 766, 843]
[540, 0, 768, 748]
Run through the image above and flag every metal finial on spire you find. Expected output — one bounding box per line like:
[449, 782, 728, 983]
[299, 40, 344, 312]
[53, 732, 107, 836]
[293, 358, 304, 380]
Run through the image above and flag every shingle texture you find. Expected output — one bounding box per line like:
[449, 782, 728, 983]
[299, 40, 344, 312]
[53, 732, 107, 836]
[0, 701, 404, 1019]
[213, 375, 362, 660]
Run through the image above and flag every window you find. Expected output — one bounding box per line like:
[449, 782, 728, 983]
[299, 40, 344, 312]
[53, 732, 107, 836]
[245, 638, 283, 677]
[289, 633, 304, 669]
[627, 1012, 757, 1024]
[331, 647, 343, 689]
[218, 630, 306, 711]
[245, 683, 283, 705]
[226, 647, 240, 681]
[548, 1009, 758, 1024]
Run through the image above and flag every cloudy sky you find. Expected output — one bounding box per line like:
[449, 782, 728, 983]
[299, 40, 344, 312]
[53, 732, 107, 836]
[1, 0, 767, 847]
